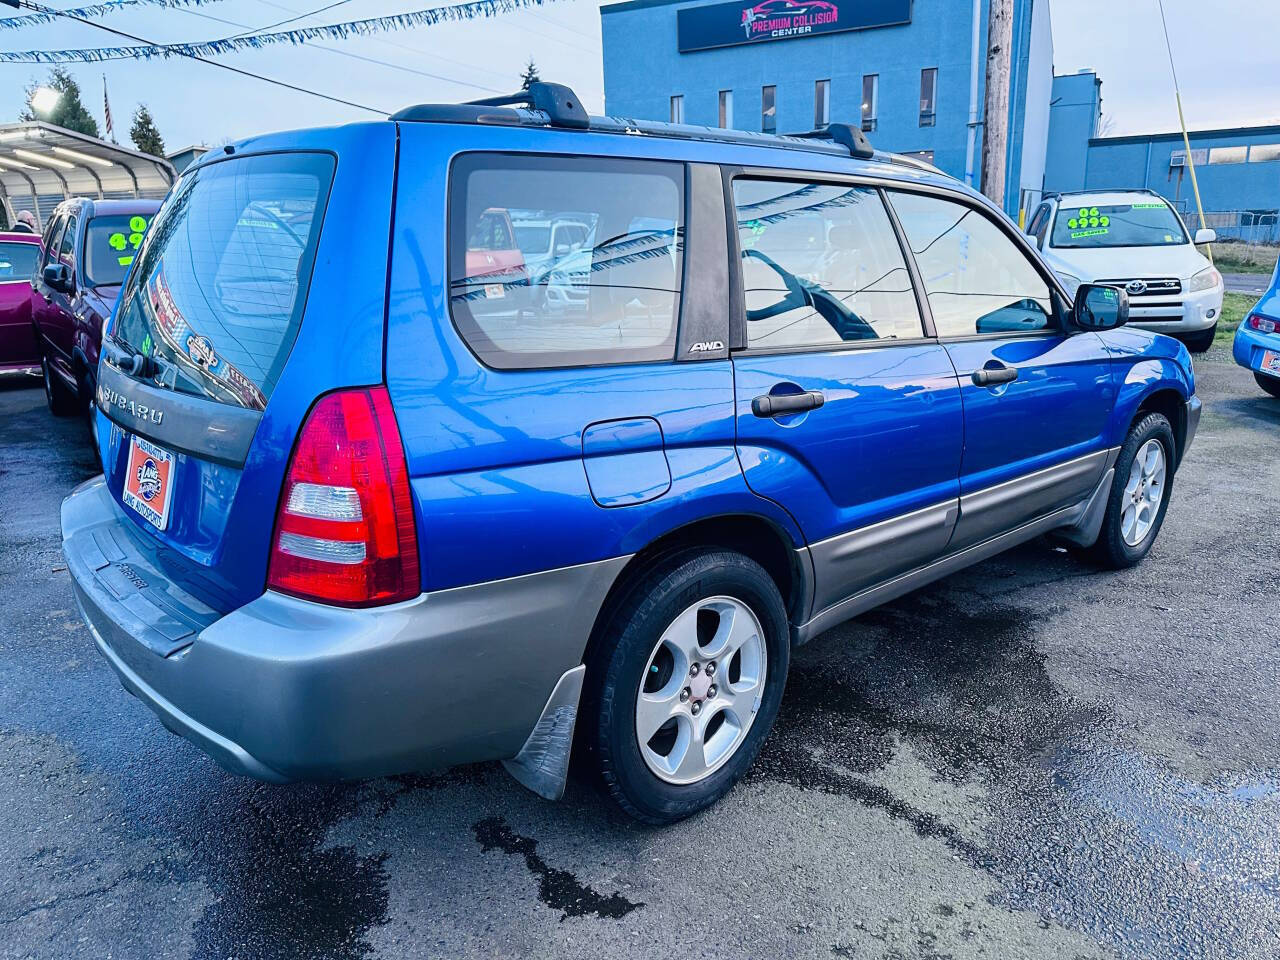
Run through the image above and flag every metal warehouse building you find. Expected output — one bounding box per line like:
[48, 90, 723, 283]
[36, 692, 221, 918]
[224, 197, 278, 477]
[600, 0, 1055, 217]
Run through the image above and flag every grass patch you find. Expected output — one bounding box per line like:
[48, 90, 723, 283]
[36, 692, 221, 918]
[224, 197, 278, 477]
[1215, 292, 1258, 346]
[1209, 243, 1279, 275]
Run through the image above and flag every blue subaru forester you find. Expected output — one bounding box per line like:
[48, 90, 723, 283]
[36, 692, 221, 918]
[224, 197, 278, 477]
[63, 84, 1201, 824]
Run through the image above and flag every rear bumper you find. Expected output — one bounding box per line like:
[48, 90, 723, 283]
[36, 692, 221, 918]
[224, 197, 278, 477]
[1232, 320, 1280, 376]
[63, 477, 626, 782]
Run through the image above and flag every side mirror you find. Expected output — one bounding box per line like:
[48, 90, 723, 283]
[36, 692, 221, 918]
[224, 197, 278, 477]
[1073, 283, 1129, 332]
[42, 262, 73, 294]
[1194, 227, 1217, 245]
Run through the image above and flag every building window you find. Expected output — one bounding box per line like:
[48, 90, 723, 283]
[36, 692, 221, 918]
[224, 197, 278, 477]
[919, 68, 937, 127]
[1250, 144, 1280, 163]
[1170, 148, 1208, 168]
[1209, 146, 1247, 165]
[761, 85, 776, 135]
[719, 90, 734, 129]
[814, 79, 830, 130]
[670, 95, 684, 124]
[861, 75, 878, 132]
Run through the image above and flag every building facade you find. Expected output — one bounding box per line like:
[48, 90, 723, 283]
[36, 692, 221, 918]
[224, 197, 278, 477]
[600, 0, 1054, 215]
[1044, 71, 1280, 242]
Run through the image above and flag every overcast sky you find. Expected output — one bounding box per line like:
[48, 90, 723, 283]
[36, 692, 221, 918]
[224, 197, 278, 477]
[0, 0, 1276, 150]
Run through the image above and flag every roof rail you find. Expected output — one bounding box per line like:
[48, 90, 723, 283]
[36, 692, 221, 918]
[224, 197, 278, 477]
[784, 123, 875, 160]
[1051, 186, 1166, 199]
[391, 81, 909, 165]
[465, 82, 589, 129]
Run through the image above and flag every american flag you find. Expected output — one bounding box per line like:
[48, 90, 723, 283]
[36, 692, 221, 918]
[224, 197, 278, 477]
[103, 75, 115, 143]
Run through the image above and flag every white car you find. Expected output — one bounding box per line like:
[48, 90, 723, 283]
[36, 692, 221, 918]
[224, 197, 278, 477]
[1026, 190, 1224, 352]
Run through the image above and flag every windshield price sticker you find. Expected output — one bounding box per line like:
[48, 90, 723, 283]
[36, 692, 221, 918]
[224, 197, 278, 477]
[107, 215, 150, 267]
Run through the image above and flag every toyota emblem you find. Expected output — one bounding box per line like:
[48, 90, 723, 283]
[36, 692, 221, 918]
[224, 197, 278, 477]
[1127, 280, 1148, 295]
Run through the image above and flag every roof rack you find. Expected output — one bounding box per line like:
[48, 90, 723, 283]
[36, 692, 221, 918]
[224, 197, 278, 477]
[391, 81, 906, 164]
[783, 123, 875, 160]
[1047, 186, 1166, 200]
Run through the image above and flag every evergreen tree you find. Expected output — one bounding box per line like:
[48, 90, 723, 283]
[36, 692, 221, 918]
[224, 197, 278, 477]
[22, 67, 100, 138]
[130, 105, 166, 158]
[520, 58, 541, 90]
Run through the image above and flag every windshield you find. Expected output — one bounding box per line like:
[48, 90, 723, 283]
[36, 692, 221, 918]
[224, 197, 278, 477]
[110, 152, 335, 410]
[84, 213, 155, 287]
[1050, 200, 1189, 249]
[0, 241, 39, 281]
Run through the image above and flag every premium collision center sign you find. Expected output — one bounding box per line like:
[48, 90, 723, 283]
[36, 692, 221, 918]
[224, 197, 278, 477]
[677, 0, 911, 53]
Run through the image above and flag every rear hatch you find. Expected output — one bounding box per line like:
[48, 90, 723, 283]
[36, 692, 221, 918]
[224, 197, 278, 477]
[96, 124, 397, 612]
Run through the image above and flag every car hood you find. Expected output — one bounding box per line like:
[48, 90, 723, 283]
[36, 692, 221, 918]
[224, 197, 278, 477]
[1044, 243, 1210, 282]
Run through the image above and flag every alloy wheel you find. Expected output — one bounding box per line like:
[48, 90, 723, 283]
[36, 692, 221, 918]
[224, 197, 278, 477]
[1121, 438, 1167, 547]
[635, 596, 767, 785]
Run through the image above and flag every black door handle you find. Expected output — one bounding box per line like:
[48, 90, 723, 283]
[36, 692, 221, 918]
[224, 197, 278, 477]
[972, 365, 1019, 387]
[752, 390, 825, 418]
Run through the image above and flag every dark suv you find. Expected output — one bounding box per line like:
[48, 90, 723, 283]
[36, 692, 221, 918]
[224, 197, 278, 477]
[34, 197, 160, 441]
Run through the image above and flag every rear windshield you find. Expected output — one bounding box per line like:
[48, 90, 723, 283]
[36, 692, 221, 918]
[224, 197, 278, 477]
[1050, 201, 1188, 249]
[83, 213, 155, 287]
[0, 241, 39, 281]
[111, 152, 335, 410]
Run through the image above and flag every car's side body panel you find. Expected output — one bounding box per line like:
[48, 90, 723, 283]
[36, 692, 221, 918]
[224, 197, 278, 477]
[0, 231, 41, 372]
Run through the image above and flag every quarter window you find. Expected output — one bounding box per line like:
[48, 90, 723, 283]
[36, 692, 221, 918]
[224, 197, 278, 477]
[734, 179, 925, 349]
[58, 214, 78, 266]
[889, 192, 1053, 337]
[449, 154, 684, 369]
[40, 215, 64, 271]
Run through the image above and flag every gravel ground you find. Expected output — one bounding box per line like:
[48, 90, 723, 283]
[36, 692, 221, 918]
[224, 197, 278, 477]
[1, 346, 1278, 960]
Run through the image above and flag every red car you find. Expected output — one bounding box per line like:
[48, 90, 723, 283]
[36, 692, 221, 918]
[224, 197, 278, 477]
[0, 231, 42, 375]
[32, 198, 161, 442]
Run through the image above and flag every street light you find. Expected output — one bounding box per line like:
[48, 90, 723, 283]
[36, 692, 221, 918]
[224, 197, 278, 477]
[30, 87, 61, 117]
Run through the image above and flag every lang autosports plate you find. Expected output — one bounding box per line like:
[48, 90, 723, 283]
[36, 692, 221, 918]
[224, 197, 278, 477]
[1261, 350, 1280, 377]
[122, 435, 176, 531]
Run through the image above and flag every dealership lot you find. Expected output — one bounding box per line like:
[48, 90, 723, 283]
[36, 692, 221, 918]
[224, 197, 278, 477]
[2, 348, 1278, 960]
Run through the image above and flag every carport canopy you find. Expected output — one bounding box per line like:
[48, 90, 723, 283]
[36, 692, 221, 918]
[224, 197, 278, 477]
[0, 121, 175, 229]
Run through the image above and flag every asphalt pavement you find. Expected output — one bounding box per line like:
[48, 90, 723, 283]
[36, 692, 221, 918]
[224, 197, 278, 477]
[2, 348, 1279, 960]
[1223, 272, 1271, 296]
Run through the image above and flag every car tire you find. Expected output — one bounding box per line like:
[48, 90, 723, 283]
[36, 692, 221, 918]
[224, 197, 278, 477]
[1181, 325, 1217, 353]
[581, 549, 790, 825]
[1089, 412, 1177, 569]
[42, 355, 79, 417]
[81, 372, 101, 451]
[1256, 372, 1280, 398]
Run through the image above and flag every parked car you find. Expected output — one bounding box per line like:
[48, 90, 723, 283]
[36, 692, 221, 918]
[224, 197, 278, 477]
[0, 230, 42, 375]
[1233, 259, 1280, 397]
[62, 85, 1201, 825]
[32, 197, 161, 442]
[1026, 189, 1223, 353]
[512, 215, 592, 283]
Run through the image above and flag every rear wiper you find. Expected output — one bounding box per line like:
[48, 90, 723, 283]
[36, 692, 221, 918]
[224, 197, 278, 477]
[103, 338, 158, 380]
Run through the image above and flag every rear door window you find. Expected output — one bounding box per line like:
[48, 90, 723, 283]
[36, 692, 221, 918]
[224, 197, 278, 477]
[0, 242, 40, 282]
[733, 178, 925, 348]
[448, 154, 684, 369]
[111, 152, 336, 410]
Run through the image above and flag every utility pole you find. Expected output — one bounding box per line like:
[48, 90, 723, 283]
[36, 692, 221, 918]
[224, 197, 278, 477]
[980, 0, 1014, 209]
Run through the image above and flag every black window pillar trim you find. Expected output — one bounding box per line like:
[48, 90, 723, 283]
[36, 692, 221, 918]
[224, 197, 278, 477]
[721, 164, 748, 352]
[676, 162, 732, 362]
[879, 186, 937, 339]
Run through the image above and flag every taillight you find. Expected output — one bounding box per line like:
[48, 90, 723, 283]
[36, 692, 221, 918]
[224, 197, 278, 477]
[268, 386, 419, 607]
[1248, 313, 1279, 335]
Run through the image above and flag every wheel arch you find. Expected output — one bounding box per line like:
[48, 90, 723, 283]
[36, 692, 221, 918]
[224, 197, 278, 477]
[1112, 357, 1192, 467]
[582, 512, 812, 672]
[1132, 387, 1189, 467]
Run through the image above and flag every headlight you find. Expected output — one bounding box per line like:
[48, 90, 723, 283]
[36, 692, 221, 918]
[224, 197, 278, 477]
[1189, 266, 1222, 293]
[1057, 272, 1082, 297]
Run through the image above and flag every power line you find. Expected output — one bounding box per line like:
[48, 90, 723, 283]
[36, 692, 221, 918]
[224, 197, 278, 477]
[171, 0, 507, 94]
[17, 0, 388, 113]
